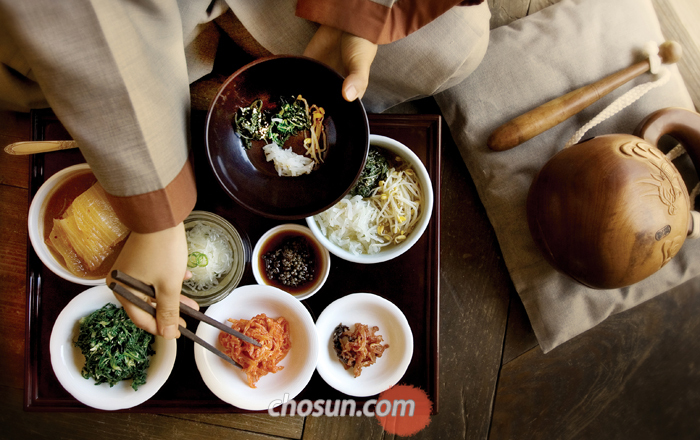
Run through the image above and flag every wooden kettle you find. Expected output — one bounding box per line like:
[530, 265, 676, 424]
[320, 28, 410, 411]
[527, 107, 700, 289]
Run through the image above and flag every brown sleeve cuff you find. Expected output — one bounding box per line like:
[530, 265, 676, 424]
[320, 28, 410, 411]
[296, 0, 480, 44]
[297, 0, 388, 44]
[105, 161, 197, 234]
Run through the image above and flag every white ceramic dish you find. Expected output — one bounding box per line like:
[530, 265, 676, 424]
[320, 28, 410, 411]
[28, 163, 105, 285]
[306, 134, 434, 264]
[194, 284, 319, 410]
[251, 224, 331, 301]
[315, 293, 413, 397]
[49, 285, 177, 410]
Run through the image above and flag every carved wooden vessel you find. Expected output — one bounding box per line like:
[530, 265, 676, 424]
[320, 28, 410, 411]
[527, 108, 700, 289]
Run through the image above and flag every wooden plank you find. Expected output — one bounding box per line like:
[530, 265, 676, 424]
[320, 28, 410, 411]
[0, 184, 29, 390]
[302, 415, 386, 440]
[412, 121, 510, 440]
[653, 0, 700, 110]
[171, 414, 304, 439]
[0, 152, 30, 189]
[0, 386, 294, 440]
[669, 0, 700, 45]
[490, 276, 700, 439]
[501, 291, 539, 365]
[0, 110, 31, 189]
[0, 110, 31, 142]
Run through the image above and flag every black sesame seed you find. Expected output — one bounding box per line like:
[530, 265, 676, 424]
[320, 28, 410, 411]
[262, 237, 315, 287]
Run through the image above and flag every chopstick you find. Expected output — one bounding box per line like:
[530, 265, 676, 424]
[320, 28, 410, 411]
[108, 282, 243, 369]
[110, 270, 261, 347]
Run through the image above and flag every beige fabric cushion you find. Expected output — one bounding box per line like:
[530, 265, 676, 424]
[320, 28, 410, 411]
[434, 0, 698, 352]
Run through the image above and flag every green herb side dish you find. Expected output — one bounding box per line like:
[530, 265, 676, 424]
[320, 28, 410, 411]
[74, 303, 155, 391]
[350, 146, 389, 198]
[234, 96, 311, 149]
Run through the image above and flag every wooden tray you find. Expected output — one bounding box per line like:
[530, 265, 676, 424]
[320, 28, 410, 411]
[24, 109, 442, 413]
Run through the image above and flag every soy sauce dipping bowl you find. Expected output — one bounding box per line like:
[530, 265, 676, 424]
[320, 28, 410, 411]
[205, 55, 370, 220]
[251, 224, 331, 301]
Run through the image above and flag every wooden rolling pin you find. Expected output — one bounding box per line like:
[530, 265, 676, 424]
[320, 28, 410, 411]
[487, 41, 682, 151]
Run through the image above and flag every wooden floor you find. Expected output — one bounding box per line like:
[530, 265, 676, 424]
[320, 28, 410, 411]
[1, 0, 699, 438]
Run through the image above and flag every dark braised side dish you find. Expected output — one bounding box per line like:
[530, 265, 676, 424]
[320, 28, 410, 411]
[262, 236, 315, 287]
[333, 324, 354, 367]
[332, 322, 389, 377]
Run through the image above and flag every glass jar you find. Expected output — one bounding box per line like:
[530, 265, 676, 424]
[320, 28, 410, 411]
[181, 211, 247, 306]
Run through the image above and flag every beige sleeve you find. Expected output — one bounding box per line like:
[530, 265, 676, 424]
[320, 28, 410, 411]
[0, 0, 197, 233]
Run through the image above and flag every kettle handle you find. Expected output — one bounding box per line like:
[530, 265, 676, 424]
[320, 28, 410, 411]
[635, 107, 700, 237]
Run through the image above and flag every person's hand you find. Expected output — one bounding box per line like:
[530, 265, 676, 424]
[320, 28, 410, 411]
[304, 25, 378, 102]
[107, 222, 199, 339]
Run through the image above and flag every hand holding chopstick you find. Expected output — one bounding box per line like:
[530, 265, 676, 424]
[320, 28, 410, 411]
[109, 270, 261, 370]
[108, 282, 242, 369]
[111, 270, 261, 347]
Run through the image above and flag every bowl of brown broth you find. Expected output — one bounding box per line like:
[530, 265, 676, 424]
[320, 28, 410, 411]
[28, 163, 129, 285]
[251, 224, 330, 301]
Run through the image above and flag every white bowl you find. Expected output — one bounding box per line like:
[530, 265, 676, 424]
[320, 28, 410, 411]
[306, 134, 434, 264]
[315, 293, 413, 397]
[28, 163, 105, 285]
[251, 224, 331, 301]
[49, 285, 177, 410]
[194, 284, 319, 410]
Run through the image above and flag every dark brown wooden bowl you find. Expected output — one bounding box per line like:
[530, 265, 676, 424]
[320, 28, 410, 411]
[204, 55, 369, 219]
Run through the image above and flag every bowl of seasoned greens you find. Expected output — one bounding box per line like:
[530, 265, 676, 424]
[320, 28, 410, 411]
[50, 285, 176, 410]
[205, 55, 369, 220]
[306, 135, 434, 264]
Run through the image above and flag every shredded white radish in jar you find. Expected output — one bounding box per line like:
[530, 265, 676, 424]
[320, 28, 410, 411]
[184, 222, 234, 291]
